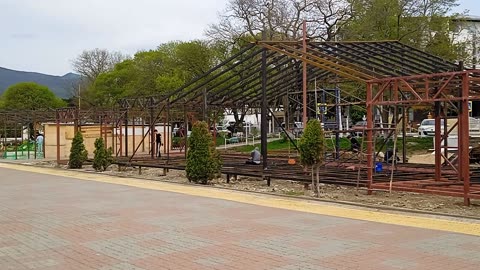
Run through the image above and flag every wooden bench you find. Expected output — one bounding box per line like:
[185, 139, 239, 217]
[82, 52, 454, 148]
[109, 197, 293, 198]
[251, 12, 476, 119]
[114, 161, 185, 176]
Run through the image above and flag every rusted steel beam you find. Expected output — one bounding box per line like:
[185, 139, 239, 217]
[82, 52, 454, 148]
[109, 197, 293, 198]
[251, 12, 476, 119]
[366, 82, 374, 194]
[461, 72, 471, 206]
[434, 102, 442, 181]
[56, 111, 60, 165]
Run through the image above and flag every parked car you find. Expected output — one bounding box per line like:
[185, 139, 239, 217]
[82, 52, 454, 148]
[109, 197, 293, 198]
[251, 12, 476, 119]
[418, 119, 445, 137]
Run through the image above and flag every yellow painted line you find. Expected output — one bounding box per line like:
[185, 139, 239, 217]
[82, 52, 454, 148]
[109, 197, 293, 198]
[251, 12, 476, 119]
[1, 162, 480, 236]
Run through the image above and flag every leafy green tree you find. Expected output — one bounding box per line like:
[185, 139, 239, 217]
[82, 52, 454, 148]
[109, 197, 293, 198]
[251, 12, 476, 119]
[342, 0, 463, 60]
[175, 40, 214, 77]
[87, 40, 218, 107]
[186, 121, 221, 184]
[89, 60, 137, 107]
[0, 82, 66, 110]
[69, 132, 88, 169]
[93, 137, 114, 171]
[298, 119, 325, 197]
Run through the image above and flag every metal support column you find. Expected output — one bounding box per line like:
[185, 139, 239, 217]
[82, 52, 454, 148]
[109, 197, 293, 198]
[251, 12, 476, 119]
[150, 104, 155, 159]
[141, 117, 145, 152]
[261, 45, 268, 172]
[166, 102, 170, 162]
[163, 110, 167, 158]
[335, 88, 340, 159]
[56, 111, 60, 165]
[402, 106, 407, 163]
[434, 101, 442, 181]
[132, 114, 136, 156]
[460, 72, 471, 206]
[111, 116, 115, 152]
[118, 119, 123, 157]
[14, 120, 18, 160]
[302, 20, 308, 128]
[104, 115, 108, 147]
[366, 83, 374, 194]
[184, 103, 188, 160]
[124, 109, 128, 157]
[203, 88, 208, 121]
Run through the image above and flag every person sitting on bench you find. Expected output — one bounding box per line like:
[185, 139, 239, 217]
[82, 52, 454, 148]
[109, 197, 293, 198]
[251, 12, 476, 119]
[246, 147, 261, 165]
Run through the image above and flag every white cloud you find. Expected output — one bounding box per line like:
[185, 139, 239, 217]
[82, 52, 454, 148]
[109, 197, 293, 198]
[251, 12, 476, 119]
[0, 0, 228, 75]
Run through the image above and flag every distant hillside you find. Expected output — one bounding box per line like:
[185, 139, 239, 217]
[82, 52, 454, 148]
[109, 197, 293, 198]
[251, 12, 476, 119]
[0, 67, 81, 98]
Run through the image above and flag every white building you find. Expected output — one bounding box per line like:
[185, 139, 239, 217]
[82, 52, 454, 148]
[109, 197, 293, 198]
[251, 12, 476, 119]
[452, 15, 480, 68]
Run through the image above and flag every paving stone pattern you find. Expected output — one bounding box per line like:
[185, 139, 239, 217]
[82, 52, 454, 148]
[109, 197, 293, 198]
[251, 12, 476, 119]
[0, 167, 479, 269]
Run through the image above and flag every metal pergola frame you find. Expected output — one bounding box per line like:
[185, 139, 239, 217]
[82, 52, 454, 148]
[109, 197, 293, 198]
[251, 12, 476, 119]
[4, 39, 478, 204]
[366, 70, 480, 205]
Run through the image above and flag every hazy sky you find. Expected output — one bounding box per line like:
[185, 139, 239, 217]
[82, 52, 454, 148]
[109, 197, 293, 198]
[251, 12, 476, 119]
[0, 0, 229, 75]
[0, 0, 478, 76]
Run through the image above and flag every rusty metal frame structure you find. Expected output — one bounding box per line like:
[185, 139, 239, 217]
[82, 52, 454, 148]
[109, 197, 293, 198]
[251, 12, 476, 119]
[155, 40, 458, 160]
[0, 109, 56, 160]
[4, 40, 478, 204]
[366, 71, 480, 205]
[114, 95, 208, 163]
[114, 40, 470, 183]
[152, 40, 480, 204]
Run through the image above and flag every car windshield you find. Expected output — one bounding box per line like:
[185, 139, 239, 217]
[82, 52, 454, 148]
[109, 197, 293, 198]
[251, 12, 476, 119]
[421, 119, 446, 126]
[421, 120, 435, 126]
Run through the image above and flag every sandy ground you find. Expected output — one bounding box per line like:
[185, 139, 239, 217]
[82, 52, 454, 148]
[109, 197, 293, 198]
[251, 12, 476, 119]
[27, 160, 480, 218]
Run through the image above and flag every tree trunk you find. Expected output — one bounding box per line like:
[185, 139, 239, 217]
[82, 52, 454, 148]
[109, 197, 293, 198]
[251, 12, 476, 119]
[311, 166, 315, 195]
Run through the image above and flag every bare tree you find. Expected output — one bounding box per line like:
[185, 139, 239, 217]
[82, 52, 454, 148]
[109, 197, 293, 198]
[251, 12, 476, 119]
[206, 0, 353, 42]
[72, 48, 128, 83]
[310, 0, 353, 41]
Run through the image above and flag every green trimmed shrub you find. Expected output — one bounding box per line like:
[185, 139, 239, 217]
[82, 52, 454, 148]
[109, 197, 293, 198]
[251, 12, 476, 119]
[298, 119, 325, 196]
[93, 137, 113, 171]
[211, 143, 223, 178]
[69, 132, 88, 169]
[186, 121, 222, 184]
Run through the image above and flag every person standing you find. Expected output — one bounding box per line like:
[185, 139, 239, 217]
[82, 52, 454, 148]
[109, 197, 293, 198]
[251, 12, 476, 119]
[36, 132, 44, 156]
[154, 129, 162, 158]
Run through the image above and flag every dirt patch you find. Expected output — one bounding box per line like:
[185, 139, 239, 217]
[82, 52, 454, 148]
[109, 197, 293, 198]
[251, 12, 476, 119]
[28, 160, 480, 218]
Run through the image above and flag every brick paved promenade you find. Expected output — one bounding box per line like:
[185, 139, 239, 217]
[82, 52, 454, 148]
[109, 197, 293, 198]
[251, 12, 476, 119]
[0, 164, 479, 270]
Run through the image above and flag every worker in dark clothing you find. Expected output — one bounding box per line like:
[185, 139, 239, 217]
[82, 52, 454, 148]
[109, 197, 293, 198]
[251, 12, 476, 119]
[347, 135, 360, 152]
[384, 148, 400, 164]
[154, 129, 162, 157]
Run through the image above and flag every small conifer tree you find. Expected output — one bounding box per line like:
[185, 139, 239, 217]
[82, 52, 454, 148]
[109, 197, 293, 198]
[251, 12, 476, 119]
[298, 119, 325, 196]
[186, 121, 222, 184]
[93, 137, 113, 171]
[210, 139, 223, 178]
[69, 131, 88, 169]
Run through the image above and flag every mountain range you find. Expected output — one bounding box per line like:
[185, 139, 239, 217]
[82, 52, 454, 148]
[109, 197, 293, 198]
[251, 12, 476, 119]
[0, 67, 81, 99]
